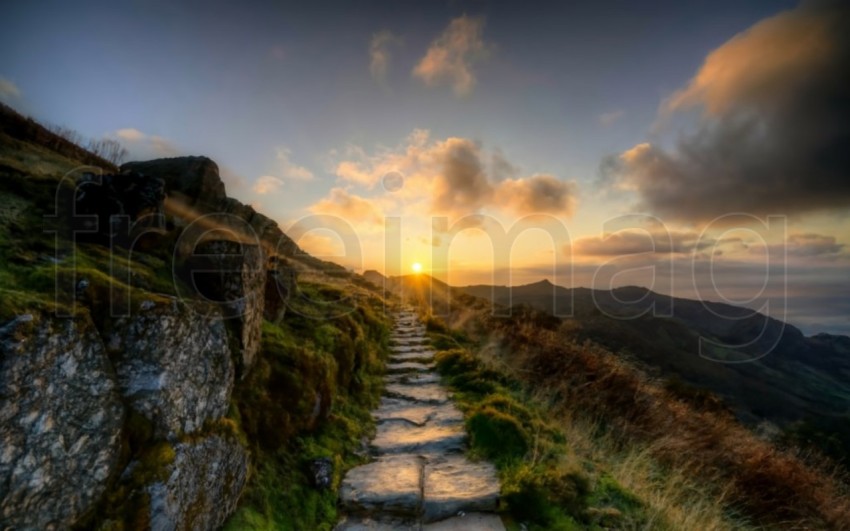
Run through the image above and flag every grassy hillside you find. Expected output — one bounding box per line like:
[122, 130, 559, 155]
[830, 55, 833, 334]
[0, 114, 396, 530]
[461, 280, 850, 462]
[398, 276, 850, 529]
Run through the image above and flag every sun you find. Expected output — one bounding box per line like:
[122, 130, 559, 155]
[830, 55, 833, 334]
[412, 262, 423, 273]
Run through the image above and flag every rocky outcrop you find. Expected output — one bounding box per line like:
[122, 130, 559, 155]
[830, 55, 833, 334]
[122, 156, 225, 211]
[265, 255, 297, 324]
[186, 240, 266, 373]
[0, 314, 124, 530]
[121, 156, 301, 257]
[106, 297, 234, 440]
[74, 171, 167, 245]
[147, 434, 249, 531]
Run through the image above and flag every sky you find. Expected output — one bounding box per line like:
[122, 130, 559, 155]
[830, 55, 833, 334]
[1, 0, 849, 335]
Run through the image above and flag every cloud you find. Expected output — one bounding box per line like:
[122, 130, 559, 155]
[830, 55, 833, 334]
[0, 77, 21, 102]
[573, 229, 716, 257]
[431, 137, 493, 214]
[370, 30, 401, 85]
[598, 110, 624, 126]
[329, 129, 577, 220]
[602, 3, 850, 222]
[413, 15, 489, 96]
[276, 147, 314, 181]
[494, 174, 576, 216]
[309, 187, 383, 226]
[112, 128, 179, 160]
[785, 233, 845, 256]
[252, 175, 284, 195]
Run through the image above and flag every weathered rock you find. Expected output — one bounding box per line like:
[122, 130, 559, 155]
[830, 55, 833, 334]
[74, 170, 167, 245]
[122, 156, 226, 210]
[186, 239, 265, 372]
[384, 383, 448, 404]
[122, 156, 302, 257]
[422, 456, 500, 523]
[389, 351, 436, 364]
[373, 399, 463, 427]
[264, 255, 297, 324]
[106, 297, 234, 440]
[147, 434, 249, 531]
[371, 420, 465, 455]
[340, 455, 423, 516]
[386, 362, 434, 374]
[309, 457, 334, 490]
[335, 515, 419, 530]
[0, 314, 124, 529]
[421, 513, 505, 530]
[386, 372, 440, 386]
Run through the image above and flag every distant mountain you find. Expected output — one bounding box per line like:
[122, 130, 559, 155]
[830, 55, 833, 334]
[459, 280, 850, 433]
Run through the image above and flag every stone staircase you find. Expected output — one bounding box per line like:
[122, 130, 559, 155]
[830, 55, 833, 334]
[335, 310, 505, 530]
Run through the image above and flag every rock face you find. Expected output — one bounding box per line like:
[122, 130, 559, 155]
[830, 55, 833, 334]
[148, 434, 249, 531]
[122, 156, 225, 210]
[0, 314, 124, 529]
[106, 297, 234, 440]
[74, 171, 167, 244]
[264, 256, 298, 324]
[187, 240, 266, 372]
[121, 156, 300, 256]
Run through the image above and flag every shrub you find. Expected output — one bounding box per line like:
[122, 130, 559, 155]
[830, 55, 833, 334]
[467, 406, 530, 461]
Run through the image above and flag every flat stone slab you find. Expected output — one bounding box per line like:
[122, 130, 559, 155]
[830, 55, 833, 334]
[386, 362, 434, 374]
[390, 352, 436, 365]
[422, 456, 501, 523]
[372, 421, 465, 455]
[373, 398, 463, 427]
[335, 515, 419, 530]
[422, 513, 506, 530]
[390, 345, 432, 353]
[340, 455, 423, 516]
[386, 372, 440, 386]
[385, 383, 448, 404]
[391, 337, 430, 346]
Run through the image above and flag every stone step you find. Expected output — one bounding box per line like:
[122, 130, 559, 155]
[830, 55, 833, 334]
[391, 337, 429, 346]
[371, 421, 465, 455]
[390, 344, 433, 354]
[384, 383, 448, 404]
[422, 513, 505, 530]
[336, 513, 506, 531]
[386, 372, 440, 386]
[389, 352, 436, 364]
[422, 456, 501, 523]
[386, 362, 434, 374]
[340, 455, 423, 517]
[373, 398, 464, 427]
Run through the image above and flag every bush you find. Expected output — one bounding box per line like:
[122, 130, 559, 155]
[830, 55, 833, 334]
[467, 406, 530, 461]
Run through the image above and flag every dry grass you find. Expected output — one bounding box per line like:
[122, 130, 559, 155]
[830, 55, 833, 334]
[475, 310, 850, 530]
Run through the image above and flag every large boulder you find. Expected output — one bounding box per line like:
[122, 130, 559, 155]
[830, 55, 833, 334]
[147, 434, 249, 531]
[74, 170, 167, 245]
[186, 240, 266, 372]
[264, 255, 297, 325]
[121, 156, 301, 257]
[0, 314, 124, 529]
[105, 297, 234, 440]
[121, 156, 226, 211]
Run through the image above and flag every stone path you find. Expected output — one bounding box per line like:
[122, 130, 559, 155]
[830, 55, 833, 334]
[335, 310, 505, 531]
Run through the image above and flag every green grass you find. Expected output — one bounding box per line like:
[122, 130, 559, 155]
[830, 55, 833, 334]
[224, 288, 391, 530]
[432, 342, 652, 530]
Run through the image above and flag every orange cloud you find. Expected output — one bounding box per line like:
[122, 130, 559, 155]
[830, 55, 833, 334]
[413, 15, 489, 96]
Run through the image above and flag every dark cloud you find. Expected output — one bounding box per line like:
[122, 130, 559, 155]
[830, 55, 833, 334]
[603, 2, 850, 222]
[495, 174, 576, 216]
[432, 138, 493, 214]
[572, 230, 715, 256]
